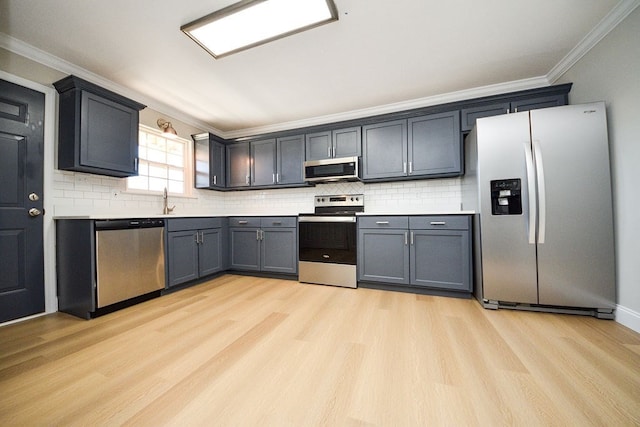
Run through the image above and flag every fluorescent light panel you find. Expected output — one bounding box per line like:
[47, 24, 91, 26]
[182, 0, 338, 58]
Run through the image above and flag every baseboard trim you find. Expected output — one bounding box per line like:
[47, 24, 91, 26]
[616, 304, 640, 334]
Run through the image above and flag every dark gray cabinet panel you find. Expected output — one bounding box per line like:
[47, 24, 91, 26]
[251, 139, 277, 186]
[226, 142, 251, 187]
[362, 120, 407, 179]
[229, 216, 297, 274]
[166, 218, 226, 287]
[276, 134, 305, 185]
[358, 228, 409, 284]
[167, 230, 200, 287]
[194, 133, 226, 189]
[410, 229, 470, 291]
[54, 75, 145, 177]
[461, 94, 567, 131]
[408, 111, 461, 176]
[229, 227, 261, 271]
[305, 127, 361, 161]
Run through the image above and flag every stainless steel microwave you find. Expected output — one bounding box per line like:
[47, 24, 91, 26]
[304, 156, 359, 183]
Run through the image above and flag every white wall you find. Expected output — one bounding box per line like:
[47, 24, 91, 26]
[556, 7, 640, 331]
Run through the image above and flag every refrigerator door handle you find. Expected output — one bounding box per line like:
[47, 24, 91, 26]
[524, 141, 537, 245]
[533, 140, 546, 244]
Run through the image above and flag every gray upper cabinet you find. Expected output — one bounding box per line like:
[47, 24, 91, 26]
[305, 127, 361, 161]
[251, 139, 277, 186]
[461, 94, 567, 131]
[362, 112, 461, 181]
[194, 133, 226, 189]
[408, 111, 461, 177]
[226, 142, 251, 187]
[362, 119, 408, 179]
[276, 134, 305, 185]
[54, 75, 145, 178]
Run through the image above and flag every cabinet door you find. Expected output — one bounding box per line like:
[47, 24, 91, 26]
[251, 139, 277, 186]
[229, 228, 261, 271]
[167, 230, 199, 287]
[461, 102, 511, 132]
[305, 131, 332, 161]
[261, 228, 297, 274]
[510, 94, 566, 113]
[408, 111, 461, 177]
[199, 228, 222, 277]
[361, 120, 407, 179]
[357, 228, 409, 284]
[80, 91, 138, 176]
[333, 126, 361, 158]
[410, 229, 470, 291]
[194, 135, 211, 189]
[210, 139, 226, 188]
[277, 135, 305, 185]
[226, 142, 250, 187]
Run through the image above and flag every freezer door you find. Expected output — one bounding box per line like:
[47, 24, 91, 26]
[476, 112, 538, 304]
[530, 103, 615, 309]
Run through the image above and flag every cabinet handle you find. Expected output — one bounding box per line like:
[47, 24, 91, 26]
[332, 146, 336, 158]
[272, 221, 282, 225]
[272, 173, 275, 184]
[238, 220, 248, 225]
[411, 231, 414, 245]
[195, 232, 200, 244]
[246, 175, 250, 185]
[261, 230, 265, 240]
[430, 221, 447, 226]
[213, 175, 217, 186]
[403, 162, 407, 174]
[506, 108, 510, 114]
[408, 161, 412, 174]
[404, 232, 408, 246]
[328, 147, 332, 158]
[134, 157, 138, 172]
[375, 221, 390, 225]
[256, 230, 260, 240]
[276, 173, 280, 183]
[514, 107, 518, 113]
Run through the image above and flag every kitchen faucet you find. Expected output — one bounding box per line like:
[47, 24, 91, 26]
[162, 187, 175, 215]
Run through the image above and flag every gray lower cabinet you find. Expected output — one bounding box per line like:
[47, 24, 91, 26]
[229, 217, 298, 274]
[166, 218, 227, 287]
[361, 111, 461, 181]
[358, 215, 472, 292]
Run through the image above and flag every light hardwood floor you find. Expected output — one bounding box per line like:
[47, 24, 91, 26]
[1, 274, 639, 426]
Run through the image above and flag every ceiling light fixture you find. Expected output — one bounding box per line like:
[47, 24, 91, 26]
[157, 118, 178, 136]
[181, 0, 338, 59]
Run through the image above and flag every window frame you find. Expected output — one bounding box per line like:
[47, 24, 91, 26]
[125, 124, 194, 197]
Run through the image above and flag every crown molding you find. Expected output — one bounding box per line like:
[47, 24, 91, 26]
[547, 0, 640, 83]
[0, 32, 224, 137]
[223, 76, 551, 139]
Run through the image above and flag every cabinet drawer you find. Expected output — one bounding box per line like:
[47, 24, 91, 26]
[261, 217, 296, 228]
[409, 215, 470, 230]
[229, 217, 261, 227]
[358, 216, 408, 229]
[167, 217, 222, 232]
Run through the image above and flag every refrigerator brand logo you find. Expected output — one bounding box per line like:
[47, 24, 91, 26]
[584, 110, 597, 114]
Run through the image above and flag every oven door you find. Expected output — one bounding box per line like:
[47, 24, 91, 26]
[298, 216, 357, 265]
[298, 215, 358, 288]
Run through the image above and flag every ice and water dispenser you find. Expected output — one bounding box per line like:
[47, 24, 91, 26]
[490, 179, 522, 215]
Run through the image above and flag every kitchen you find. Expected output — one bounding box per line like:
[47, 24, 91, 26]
[1, 0, 640, 424]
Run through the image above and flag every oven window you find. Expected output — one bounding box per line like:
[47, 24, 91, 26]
[299, 222, 356, 264]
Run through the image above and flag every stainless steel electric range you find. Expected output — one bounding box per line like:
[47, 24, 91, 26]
[298, 194, 364, 288]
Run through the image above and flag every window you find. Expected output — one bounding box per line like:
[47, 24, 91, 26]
[127, 126, 192, 195]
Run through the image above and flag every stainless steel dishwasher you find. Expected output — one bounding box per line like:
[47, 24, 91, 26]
[95, 219, 165, 308]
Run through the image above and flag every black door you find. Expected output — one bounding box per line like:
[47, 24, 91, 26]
[0, 79, 45, 323]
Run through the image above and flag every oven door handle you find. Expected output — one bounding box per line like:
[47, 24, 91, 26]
[298, 216, 356, 223]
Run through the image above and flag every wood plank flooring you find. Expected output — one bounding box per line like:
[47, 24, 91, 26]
[1, 274, 639, 426]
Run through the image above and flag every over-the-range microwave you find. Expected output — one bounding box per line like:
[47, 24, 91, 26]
[303, 156, 360, 183]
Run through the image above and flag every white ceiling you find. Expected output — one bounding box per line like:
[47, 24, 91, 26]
[0, 0, 632, 137]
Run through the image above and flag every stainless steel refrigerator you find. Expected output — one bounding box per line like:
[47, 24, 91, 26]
[462, 102, 615, 318]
